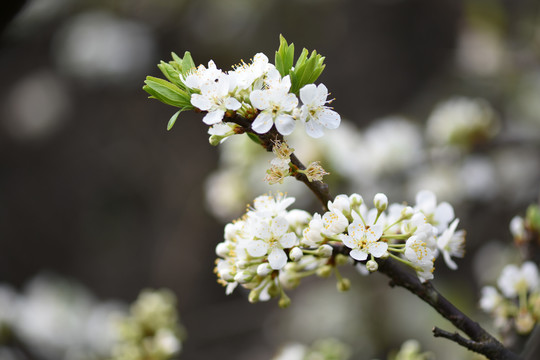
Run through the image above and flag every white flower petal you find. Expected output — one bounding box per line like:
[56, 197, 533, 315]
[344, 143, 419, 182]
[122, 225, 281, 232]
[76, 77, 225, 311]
[271, 216, 289, 237]
[350, 248, 368, 261]
[317, 108, 341, 129]
[268, 248, 287, 269]
[203, 110, 225, 125]
[275, 115, 296, 135]
[250, 90, 269, 110]
[279, 232, 297, 248]
[339, 234, 356, 249]
[300, 84, 318, 105]
[191, 94, 213, 111]
[247, 240, 268, 257]
[252, 113, 274, 134]
[305, 120, 324, 138]
[225, 97, 242, 111]
[369, 241, 388, 258]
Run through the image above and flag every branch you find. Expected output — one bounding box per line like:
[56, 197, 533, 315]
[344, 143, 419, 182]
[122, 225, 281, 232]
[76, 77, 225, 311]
[227, 114, 331, 211]
[228, 112, 520, 359]
[376, 257, 522, 360]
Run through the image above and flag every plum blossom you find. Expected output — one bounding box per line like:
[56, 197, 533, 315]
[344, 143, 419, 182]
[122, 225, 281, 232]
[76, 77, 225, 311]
[245, 216, 297, 270]
[497, 262, 539, 298]
[190, 75, 242, 125]
[249, 72, 298, 135]
[414, 190, 455, 234]
[299, 83, 341, 138]
[436, 218, 466, 270]
[340, 211, 386, 261]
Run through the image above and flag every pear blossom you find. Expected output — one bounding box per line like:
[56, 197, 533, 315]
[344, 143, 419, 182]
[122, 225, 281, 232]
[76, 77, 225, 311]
[299, 83, 341, 138]
[436, 218, 466, 270]
[340, 211, 386, 261]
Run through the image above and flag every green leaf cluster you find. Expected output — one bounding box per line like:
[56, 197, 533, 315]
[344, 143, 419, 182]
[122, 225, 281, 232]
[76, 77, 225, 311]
[143, 51, 197, 130]
[274, 35, 326, 95]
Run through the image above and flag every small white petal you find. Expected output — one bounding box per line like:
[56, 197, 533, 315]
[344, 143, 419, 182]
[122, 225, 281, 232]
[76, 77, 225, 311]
[203, 110, 225, 125]
[250, 90, 269, 110]
[369, 241, 388, 258]
[279, 232, 297, 248]
[247, 240, 268, 257]
[225, 97, 242, 111]
[252, 113, 274, 134]
[350, 248, 368, 261]
[300, 84, 318, 105]
[275, 115, 296, 135]
[317, 108, 341, 129]
[271, 216, 289, 237]
[268, 248, 288, 269]
[191, 94, 213, 111]
[305, 120, 324, 138]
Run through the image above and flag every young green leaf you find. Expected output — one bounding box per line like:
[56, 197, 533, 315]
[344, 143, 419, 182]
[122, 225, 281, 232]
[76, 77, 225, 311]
[143, 76, 192, 109]
[275, 35, 295, 77]
[167, 109, 182, 131]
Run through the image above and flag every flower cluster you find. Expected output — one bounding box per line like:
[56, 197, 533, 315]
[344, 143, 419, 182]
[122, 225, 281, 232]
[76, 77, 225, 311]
[144, 36, 340, 139]
[479, 261, 540, 335]
[271, 338, 351, 360]
[112, 289, 184, 360]
[215, 191, 465, 306]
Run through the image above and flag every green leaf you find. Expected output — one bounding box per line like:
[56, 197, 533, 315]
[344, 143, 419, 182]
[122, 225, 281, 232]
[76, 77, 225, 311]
[275, 35, 295, 77]
[180, 51, 196, 75]
[143, 76, 192, 108]
[167, 110, 182, 131]
[289, 50, 326, 94]
[246, 132, 262, 145]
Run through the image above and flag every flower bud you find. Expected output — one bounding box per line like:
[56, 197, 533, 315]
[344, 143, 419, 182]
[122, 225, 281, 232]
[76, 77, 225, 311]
[289, 247, 303, 262]
[337, 278, 351, 292]
[317, 244, 333, 258]
[316, 265, 333, 278]
[267, 282, 280, 298]
[278, 293, 291, 308]
[209, 134, 224, 146]
[400, 206, 414, 220]
[215, 242, 229, 257]
[350, 193, 363, 207]
[366, 259, 379, 272]
[374, 193, 388, 212]
[234, 270, 254, 283]
[515, 309, 535, 334]
[248, 290, 260, 303]
[335, 254, 351, 266]
[257, 263, 273, 277]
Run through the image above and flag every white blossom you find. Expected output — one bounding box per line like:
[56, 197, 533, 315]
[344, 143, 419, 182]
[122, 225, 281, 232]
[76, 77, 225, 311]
[497, 262, 539, 298]
[299, 83, 341, 138]
[436, 218, 466, 270]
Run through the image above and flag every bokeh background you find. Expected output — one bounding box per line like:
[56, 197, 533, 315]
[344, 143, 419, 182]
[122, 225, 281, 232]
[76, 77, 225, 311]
[1, 0, 540, 359]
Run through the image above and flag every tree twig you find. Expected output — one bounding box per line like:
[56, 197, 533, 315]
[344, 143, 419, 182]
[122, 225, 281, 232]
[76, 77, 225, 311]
[228, 114, 331, 211]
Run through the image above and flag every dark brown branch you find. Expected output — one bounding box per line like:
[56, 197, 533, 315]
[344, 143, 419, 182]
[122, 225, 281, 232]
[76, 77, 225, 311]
[376, 257, 521, 360]
[227, 113, 331, 211]
[226, 112, 520, 359]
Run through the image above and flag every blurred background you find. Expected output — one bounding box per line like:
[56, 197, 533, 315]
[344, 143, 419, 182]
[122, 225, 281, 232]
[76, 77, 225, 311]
[1, 0, 540, 359]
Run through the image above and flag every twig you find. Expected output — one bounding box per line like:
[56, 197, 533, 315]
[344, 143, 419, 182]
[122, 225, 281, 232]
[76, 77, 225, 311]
[228, 114, 331, 211]
[228, 112, 521, 359]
